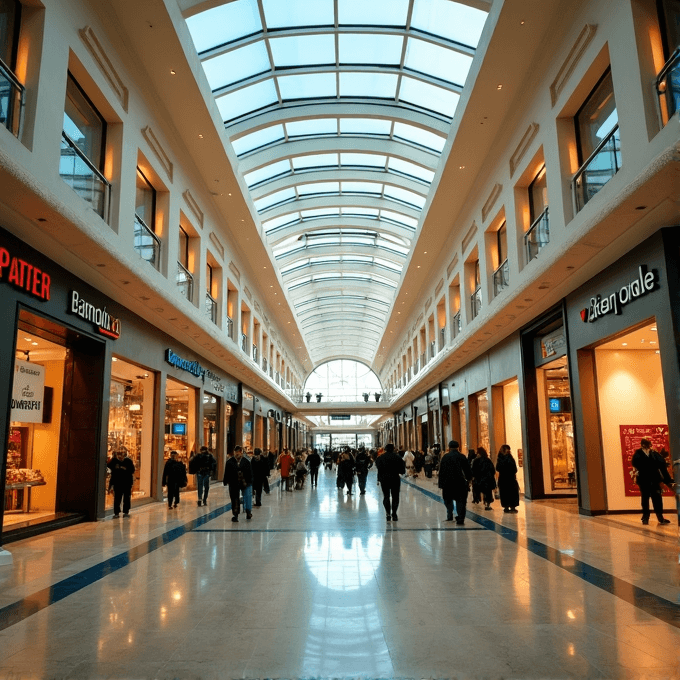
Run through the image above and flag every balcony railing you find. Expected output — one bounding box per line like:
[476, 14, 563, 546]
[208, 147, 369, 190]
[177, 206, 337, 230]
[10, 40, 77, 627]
[573, 124, 621, 211]
[0, 58, 23, 137]
[262, 357, 268, 373]
[252, 344, 258, 362]
[471, 286, 482, 320]
[656, 47, 680, 124]
[176, 262, 193, 301]
[269, 366, 274, 379]
[240, 333, 248, 352]
[439, 327, 445, 348]
[525, 207, 550, 263]
[420, 351, 426, 367]
[60, 132, 110, 220]
[134, 214, 160, 269]
[407, 367, 412, 382]
[205, 292, 217, 324]
[413, 358, 420, 375]
[452, 311, 461, 339]
[493, 259, 510, 297]
[275, 371, 280, 385]
[430, 341, 436, 359]
[226, 316, 233, 340]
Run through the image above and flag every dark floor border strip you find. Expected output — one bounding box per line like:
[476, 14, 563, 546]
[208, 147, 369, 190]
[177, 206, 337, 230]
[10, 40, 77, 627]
[193, 527, 487, 533]
[0, 480, 282, 633]
[403, 478, 680, 628]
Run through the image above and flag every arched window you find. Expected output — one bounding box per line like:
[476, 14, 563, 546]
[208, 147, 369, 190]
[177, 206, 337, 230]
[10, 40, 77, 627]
[304, 360, 381, 402]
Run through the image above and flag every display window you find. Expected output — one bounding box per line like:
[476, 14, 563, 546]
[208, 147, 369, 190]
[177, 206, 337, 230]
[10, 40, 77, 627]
[456, 400, 467, 453]
[242, 409, 253, 450]
[107, 358, 155, 509]
[592, 319, 673, 511]
[203, 392, 219, 480]
[536, 356, 576, 493]
[473, 390, 489, 453]
[165, 377, 197, 490]
[501, 379, 524, 492]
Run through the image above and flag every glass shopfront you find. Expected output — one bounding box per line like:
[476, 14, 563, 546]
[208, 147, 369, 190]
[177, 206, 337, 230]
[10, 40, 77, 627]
[165, 377, 197, 490]
[106, 358, 154, 509]
[473, 390, 490, 454]
[203, 392, 219, 480]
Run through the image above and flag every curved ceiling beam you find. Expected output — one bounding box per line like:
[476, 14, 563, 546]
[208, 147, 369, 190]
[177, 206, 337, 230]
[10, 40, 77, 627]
[276, 243, 407, 267]
[281, 262, 402, 283]
[264, 216, 415, 244]
[288, 277, 396, 297]
[295, 304, 391, 322]
[249, 168, 430, 201]
[262, 195, 421, 222]
[228, 102, 451, 138]
[301, 312, 386, 329]
[240, 137, 438, 174]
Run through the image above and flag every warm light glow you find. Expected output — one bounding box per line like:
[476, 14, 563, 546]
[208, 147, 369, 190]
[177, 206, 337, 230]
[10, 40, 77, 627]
[567, 141, 579, 174]
[567, 610, 576, 620]
[172, 591, 182, 601]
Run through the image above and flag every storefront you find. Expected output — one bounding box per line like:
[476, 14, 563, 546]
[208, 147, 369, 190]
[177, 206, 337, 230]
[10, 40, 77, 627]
[565, 228, 680, 516]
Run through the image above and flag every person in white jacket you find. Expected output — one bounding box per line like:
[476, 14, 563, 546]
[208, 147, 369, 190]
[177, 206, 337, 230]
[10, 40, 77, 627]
[403, 449, 415, 477]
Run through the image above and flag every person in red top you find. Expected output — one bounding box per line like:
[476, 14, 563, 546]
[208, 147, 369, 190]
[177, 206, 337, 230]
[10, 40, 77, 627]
[278, 448, 295, 492]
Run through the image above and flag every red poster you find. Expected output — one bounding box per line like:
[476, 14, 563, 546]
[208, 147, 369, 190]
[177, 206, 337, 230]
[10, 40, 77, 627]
[620, 425, 673, 497]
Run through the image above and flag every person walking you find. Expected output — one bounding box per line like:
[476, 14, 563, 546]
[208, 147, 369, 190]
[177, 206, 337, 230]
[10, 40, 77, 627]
[471, 447, 496, 510]
[496, 444, 520, 513]
[278, 448, 294, 492]
[375, 443, 406, 521]
[467, 449, 481, 504]
[439, 440, 471, 525]
[354, 447, 373, 495]
[223, 445, 253, 522]
[162, 450, 187, 510]
[424, 448, 434, 479]
[403, 449, 415, 477]
[338, 450, 355, 495]
[107, 448, 135, 518]
[251, 448, 269, 506]
[193, 446, 216, 506]
[632, 438, 673, 525]
[306, 448, 321, 488]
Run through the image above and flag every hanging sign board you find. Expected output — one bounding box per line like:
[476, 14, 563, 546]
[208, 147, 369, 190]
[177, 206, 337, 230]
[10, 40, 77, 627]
[11, 361, 45, 423]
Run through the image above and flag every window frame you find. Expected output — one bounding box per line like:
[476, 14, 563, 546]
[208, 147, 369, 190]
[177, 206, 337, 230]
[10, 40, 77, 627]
[574, 67, 616, 166]
[135, 167, 157, 232]
[0, 0, 21, 71]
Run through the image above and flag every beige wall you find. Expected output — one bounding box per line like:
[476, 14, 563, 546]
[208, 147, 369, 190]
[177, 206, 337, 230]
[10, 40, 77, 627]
[502, 380, 523, 492]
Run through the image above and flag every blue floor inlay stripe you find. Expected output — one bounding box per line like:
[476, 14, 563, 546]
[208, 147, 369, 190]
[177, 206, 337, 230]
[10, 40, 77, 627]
[403, 478, 680, 628]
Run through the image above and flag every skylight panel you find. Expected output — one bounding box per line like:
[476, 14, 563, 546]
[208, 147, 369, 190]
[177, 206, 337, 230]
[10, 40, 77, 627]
[254, 188, 296, 212]
[341, 181, 382, 194]
[404, 38, 473, 86]
[310, 256, 342, 264]
[387, 157, 435, 183]
[338, 34, 404, 65]
[269, 34, 336, 67]
[340, 153, 387, 168]
[338, 0, 410, 26]
[341, 207, 379, 217]
[339, 72, 399, 99]
[399, 76, 460, 117]
[301, 207, 340, 218]
[231, 125, 285, 155]
[293, 154, 338, 169]
[262, 0, 334, 28]
[380, 210, 418, 228]
[380, 232, 411, 246]
[280, 259, 309, 274]
[374, 257, 403, 271]
[392, 122, 445, 152]
[339, 118, 392, 136]
[263, 213, 299, 232]
[278, 73, 337, 100]
[187, 0, 262, 53]
[371, 273, 398, 287]
[297, 182, 340, 196]
[244, 159, 291, 187]
[202, 42, 270, 91]
[216, 79, 278, 121]
[377, 238, 409, 254]
[285, 119, 337, 138]
[411, 0, 487, 47]
[384, 186, 426, 208]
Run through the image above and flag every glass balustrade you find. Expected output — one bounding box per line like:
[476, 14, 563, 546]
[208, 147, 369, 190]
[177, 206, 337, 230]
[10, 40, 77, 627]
[525, 207, 550, 263]
[573, 124, 621, 211]
[0, 58, 24, 137]
[452, 312, 461, 339]
[205, 292, 217, 323]
[176, 262, 193, 301]
[133, 214, 160, 269]
[493, 259, 510, 296]
[657, 48, 680, 124]
[471, 287, 482, 319]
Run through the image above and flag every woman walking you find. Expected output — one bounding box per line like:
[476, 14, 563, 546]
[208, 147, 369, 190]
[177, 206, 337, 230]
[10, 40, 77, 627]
[496, 444, 520, 513]
[471, 447, 496, 510]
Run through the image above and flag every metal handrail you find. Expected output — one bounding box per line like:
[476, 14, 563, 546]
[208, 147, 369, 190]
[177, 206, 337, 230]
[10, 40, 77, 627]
[205, 291, 217, 323]
[656, 48, 680, 121]
[226, 316, 233, 339]
[0, 57, 24, 137]
[176, 261, 194, 300]
[525, 206, 550, 262]
[241, 333, 248, 352]
[471, 286, 482, 319]
[574, 123, 620, 180]
[0, 57, 23, 91]
[656, 47, 680, 87]
[134, 214, 160, 268]
[493, 259, 510, 296]
[61, 132, 110, 187]
[452, 311, 461, 339]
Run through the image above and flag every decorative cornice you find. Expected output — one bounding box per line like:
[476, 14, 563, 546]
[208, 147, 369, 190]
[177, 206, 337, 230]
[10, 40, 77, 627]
[481, 184, 502, 223]
[79, 26, 128, 112]
[446, 254, 459, 278]
[509, 123, 540, 176]
[228, 261, 241, 282]
[183, 190, 204, 228]
[208, 231, 224, 259]
[434, 278, 444, 298]
[141, 126, 173, 182]
[550, 24, 598, 107]
[244, 286, 252, 301]
[462, 221, 478, 254]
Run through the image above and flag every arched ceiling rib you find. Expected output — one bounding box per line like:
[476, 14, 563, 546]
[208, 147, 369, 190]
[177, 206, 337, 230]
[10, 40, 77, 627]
[185, 0, 489, 368]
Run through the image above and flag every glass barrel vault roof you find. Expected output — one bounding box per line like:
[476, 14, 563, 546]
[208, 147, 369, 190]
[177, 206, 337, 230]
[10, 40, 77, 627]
[185, 0, 488, 367]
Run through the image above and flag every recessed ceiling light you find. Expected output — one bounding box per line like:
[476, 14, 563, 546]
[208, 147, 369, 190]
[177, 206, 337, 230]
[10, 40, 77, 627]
[198, 134, 203, 139]
[170, 69, 176, 75]
[112, 357, 118, 362]
[459, 165, 465, 170]
[651, 326, 657, 331]
[24, 337, 31, 342]
[622, 342, 628, 346]
[31, 342, 38, 346]
[497, 84, 503, 90]
[656, 350, 660, 354]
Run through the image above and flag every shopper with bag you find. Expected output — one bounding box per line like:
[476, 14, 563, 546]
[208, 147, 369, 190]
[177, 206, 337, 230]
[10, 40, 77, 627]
[223, 445, 253, 522]
[632, 438, 673, 525]
[162, 450, 187, 511]
[496, 444, 520, 513]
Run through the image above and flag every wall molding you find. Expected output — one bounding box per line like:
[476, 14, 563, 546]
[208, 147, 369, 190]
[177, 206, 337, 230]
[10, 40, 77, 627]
[183, 190, 204, 229]
[79, 26, 129, 112]
[446, 254, 459, 278]
[509, 123, 540, 176]
[243, 286, 252, 301]
[141, 126, 173, 182]
[481, 184, 502, 223]
[462, 221, 478, 254]
[228, 261, 241, 282]
[209, 231, 224, 259]
[434, 278, 444, 298]
[550, 24, 598, 107]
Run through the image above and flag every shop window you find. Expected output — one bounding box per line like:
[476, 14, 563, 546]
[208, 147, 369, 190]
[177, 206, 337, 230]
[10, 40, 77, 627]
[473, 390, 490, 453]
[176, 226, 194, 302]
[59, 73, 110, 219]
[492, 222, 509, 296]
[573, 69, 620, 211]
[107, 359, 154, 509]
[165, 377, 197, 491]
[470, 259, 482, 319]
[205, 262, 217, 323]
[203, 392, 219, 480]
[526, 165, 549, 262]
[656, 0, 680, 123]
[0, 0, 23, 137]
[134, 167, 160, 269]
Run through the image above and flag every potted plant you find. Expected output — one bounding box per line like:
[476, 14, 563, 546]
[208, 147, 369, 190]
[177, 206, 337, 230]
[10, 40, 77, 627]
[316, 393, 323, 402]
[374, 392, 381, 402]
[362, 393, 369, 402]
[305, 392, 312, 402]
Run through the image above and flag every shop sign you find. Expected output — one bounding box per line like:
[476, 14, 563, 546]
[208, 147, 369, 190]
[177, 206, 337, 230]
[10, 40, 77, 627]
[541, 329, 566, 358]
[331, 415, 351, 420]
[70, 290, 121, 339]
[11, 361, 45, 423]
[165, 349, 205, 379]
[0, 246, 51, 300]
[580, 266, 658, 323]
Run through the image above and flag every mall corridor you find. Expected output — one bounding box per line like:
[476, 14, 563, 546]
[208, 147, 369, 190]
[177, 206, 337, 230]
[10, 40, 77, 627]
[0, 468, 678, 680]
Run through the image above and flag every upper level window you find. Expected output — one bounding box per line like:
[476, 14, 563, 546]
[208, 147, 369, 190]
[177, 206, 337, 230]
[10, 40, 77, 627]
[573, 69, 620, 211]
[493, 223, 509, 296]
[0, 0, 23, 137]
[526, 165, 550, 262]
[60, 73, 110, 218]
[528, 165, 548, 222]
[134, 168, 160, 269]
[176, 226, 193, 301]
[0, 0, 20, 69]
[656, 0, 680, 122]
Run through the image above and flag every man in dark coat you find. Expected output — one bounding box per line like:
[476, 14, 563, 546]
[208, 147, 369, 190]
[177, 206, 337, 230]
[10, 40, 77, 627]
[306, 448, 321, 488]
[162, 450, 187, 510]
[439, 440, 472, 525]
[223, 445, 253, 522]
[354, 447, 373, 495]
[631, 438, 673, 525]
[375, 443, 406, 521]
[192, 446, 217, 507]
[107, 448, 135, 518]
[251, 448, 269, 506]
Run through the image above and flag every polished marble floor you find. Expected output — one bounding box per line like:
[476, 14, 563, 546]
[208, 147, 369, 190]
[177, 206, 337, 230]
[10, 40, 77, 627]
[0, 468, 678, 680]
